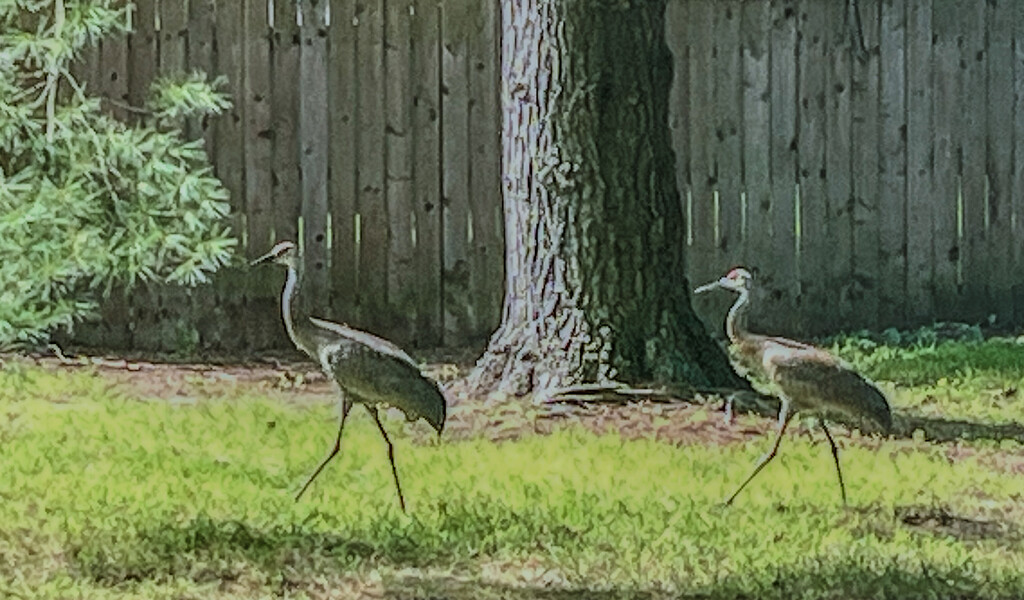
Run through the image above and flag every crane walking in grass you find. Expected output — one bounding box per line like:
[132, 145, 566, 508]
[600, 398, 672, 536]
[252, 241, 447, 512]
[694, 268, 891, 506]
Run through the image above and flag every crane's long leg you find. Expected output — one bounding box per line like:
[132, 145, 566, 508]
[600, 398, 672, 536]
[820, 420, 847, 505]
[725, 401, 795, 505]
[295, 399, 353, 501]
[367, 405, 406, 513]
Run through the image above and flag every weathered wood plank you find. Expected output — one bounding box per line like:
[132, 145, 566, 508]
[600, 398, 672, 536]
[877, 0, 907, 329]
[355, 0, 389, 334]
[299, 0, 330, 315]
[159, 0, 188, 73]
[984, 0, 1014, 325]
[127, 0, 157, 110]
[796, 0, 828, 334]
[686, 0, 715, 294]
[767, 0, 798, 333]
[711, 0, 742, 277]
[410, 0, 443, 346]
[272, 0, 301, 243]
[213, 0, 246, 229]
[905, 0, 934, 323]
[467, 0, 502, 344]
[243, 0, 274, 255]
[850, 0, 880, 331]
[241, 0, 278, 349]
[384, 0, 417, 344]
[958, 0, 987, 323]
[188, 0, 217, 142]
[1012, 1, 1024, 320]
[327, 0, 359, 322]
[441, 1, 472, 344]
[824, 0, 854, 327]
[738, 0, 771, 329]
[930, 0, 961, 319]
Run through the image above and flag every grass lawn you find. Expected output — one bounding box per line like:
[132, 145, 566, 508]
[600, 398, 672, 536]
[0, 338, 1022, 599]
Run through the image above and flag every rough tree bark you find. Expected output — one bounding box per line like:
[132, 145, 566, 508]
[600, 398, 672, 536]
[471, 0, 742, 395]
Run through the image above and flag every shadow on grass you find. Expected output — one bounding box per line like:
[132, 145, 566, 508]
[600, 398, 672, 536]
[891, 413, 1024, 445]
[68, 514, 414, 585]
[66, 511, 1024, 599]
[724, 390, 1024, 445]
[381, 558, 1024, 600]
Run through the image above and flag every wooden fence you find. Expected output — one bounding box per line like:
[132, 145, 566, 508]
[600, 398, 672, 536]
[70, 0, 1024, 353]
[677, 0, 1024, 337]
[71, 0, 503, 352]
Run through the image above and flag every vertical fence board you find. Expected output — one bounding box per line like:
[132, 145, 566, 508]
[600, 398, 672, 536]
[796, 0, 828, 332]
[877, 0, 907, 329]
[99, 17, 130, 119]
[739, 0, 772, 329]
[1012, 2, 1024, 319]
[441, 4, 472, 344]
[272, 0, 301, 243]
[767, 0, 798, 333]
[128, 0, 157, 109]
[299, 0, 330, 315]
[905, 0, 934, 324]
[468, 0, 502, 343]
[355, 0, 390, 333]
[213, 0, 246, 237]
[985, 0, 1014, 325]
[712, 0, 743, 275]
[686, 0, 715, 291]
[385, 0, 417, 343]
[328, 0, 359, 321]
[241, 0, 277, 349]
[931, 0, 961, 319]
[850, 0, 881, 331]
[243, 0, 274, 255]
[824, 0, 854, 327]
[410, 0, 443, 346]
[958, 0, 987, 322]
[159, 0, 188, 73]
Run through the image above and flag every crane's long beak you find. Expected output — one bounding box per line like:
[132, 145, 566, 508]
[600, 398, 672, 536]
[693, 279, 723, 294]
[249, 249, 277, 267]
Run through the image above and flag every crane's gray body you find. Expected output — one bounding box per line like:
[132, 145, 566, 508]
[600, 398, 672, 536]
[254, 240, 446, 509]
[277, 254, 446, 432]
[695, 267, 891, 505]
[732, 331, 891, 433]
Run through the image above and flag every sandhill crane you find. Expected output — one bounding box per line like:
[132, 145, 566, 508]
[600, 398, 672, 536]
[694, 267, 891, 506]
[252, 241, 446, 512]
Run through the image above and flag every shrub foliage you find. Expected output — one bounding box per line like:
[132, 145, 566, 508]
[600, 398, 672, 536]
[0, 0, 236, 349]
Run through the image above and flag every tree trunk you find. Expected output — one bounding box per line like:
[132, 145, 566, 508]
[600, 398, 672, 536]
[471, 0, 742, 395]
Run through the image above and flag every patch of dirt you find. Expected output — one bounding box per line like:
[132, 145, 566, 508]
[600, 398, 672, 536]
[7, 351, 909, 452]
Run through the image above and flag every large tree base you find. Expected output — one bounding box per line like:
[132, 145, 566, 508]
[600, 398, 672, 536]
[469, 301, 746, 398]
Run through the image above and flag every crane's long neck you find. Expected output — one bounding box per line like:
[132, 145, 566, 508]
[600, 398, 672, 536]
[725, 289, 753, 345]
[280, 264, 316, 357]
[280, 265, 301, 345]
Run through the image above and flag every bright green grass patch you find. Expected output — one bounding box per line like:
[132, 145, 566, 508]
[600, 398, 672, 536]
[832, 335, 1024, 388]
[1, 365, 1023, 599]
